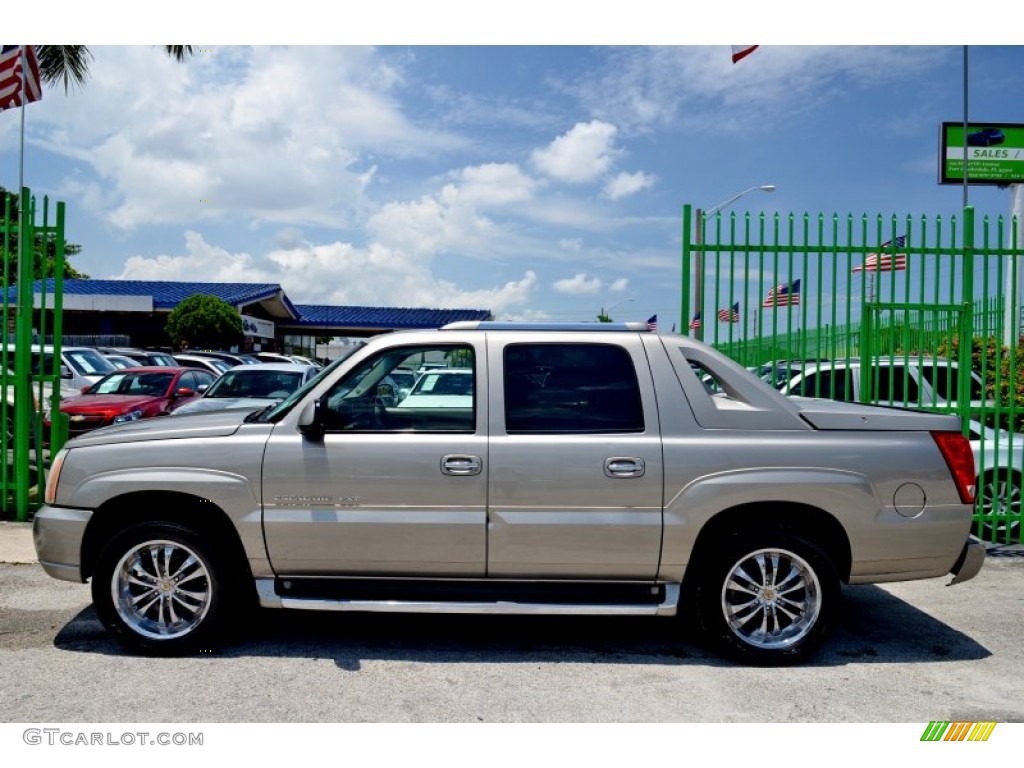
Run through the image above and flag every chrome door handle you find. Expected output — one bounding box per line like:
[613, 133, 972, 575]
[441, 454, 482, 476]
[604, 457, 645, 478]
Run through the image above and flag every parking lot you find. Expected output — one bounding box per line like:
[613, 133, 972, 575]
[1, 543, 1022, 723]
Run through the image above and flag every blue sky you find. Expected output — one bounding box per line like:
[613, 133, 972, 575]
[4, 11, 1023, 331]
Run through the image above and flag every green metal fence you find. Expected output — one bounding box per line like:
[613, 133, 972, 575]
[1, 187, 67, 521]
[682, 204, 1024, 544]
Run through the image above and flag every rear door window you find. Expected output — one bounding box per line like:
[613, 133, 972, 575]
[503, 343, 644, 433]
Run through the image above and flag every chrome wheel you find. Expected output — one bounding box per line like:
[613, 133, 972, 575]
[111, 539, 212, 641]
[720, 547, 822, 651]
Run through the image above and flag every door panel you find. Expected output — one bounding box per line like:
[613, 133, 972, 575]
[485, 337, 664, 579]
[262, 432, 487, 576]
[262, 342, 487, 577]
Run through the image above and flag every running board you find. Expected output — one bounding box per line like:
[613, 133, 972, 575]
[255, 579, 680, 617]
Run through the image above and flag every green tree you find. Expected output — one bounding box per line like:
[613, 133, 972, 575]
[0, 186, 89, 279]
[164, 294, 243, 351]
[38, 46, 194, 92]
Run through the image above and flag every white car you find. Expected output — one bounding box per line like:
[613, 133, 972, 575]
[396, 368, 473, 408]
[778, 356, 989, 412]
[32, 345, 117, 392]
[172, 363, 320, 415]
[968, 419, 1023, 541]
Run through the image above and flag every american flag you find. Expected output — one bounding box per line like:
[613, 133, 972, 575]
[853, 236, 908, 273]
[762, 279, 800, 308]
[717, 302, 740, 323]
[688, 311, 701, 330]
[0, 46, 42, 113]
[646, 314, 658, 332]
[731, 45, 759, 63]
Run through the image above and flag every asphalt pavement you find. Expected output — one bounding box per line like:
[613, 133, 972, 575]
[2, 520, 1023, 722]
[0, 522, 35, 564]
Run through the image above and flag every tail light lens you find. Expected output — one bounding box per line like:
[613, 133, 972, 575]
[931, 431, 977, 504]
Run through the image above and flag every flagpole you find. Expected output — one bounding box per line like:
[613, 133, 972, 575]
[18, 47, 26, 193]
[962, 45, 969, 209]
[14, 45, 31, 519]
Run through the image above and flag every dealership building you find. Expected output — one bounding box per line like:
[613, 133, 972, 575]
[23, 279, 493, 358]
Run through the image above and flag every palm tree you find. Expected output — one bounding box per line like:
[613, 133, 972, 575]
[37, 46, 194, 92]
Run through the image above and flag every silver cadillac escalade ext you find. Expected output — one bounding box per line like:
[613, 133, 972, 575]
[33, 322, 985, 664]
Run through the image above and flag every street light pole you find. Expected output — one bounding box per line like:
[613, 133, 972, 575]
[693, 185, 776, 342]
[598, 296, 634, 322]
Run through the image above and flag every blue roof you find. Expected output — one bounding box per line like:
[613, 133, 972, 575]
[20, 279, 491, 330]
[29, 279, 298, 317]
[291, 305, 491, 329]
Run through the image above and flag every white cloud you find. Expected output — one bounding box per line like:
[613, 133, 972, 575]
[551, 273, 630, 295]
[603, 171, 655, 200]
[553, 273, 602, 294]
[565, 46, 950, 132]
[442, 163, 537, 207]
[31, 46, 462, 230]
[115, 231, 273, 283]
[530, 120, 622, 184]
[112, 226, 538, 314]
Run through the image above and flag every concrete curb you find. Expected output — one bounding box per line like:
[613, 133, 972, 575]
[0, 521, 36, 564]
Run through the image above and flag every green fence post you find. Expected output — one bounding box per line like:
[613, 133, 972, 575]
[960, 207, 975, 429]
[13, 188, 33, 520]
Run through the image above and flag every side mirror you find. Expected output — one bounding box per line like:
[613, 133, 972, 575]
[61, 365, 73, 380]
[175, 387, 195, 398]
[298, 397, 324, 440]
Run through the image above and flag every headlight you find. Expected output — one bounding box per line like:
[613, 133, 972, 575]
[113, 409, 144, 423]
[44, 447, 69, 505]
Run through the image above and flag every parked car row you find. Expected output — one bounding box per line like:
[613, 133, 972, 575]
[6, 343, 323, 443]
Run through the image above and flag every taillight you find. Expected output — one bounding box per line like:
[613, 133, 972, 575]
[931, 431, 976, 504]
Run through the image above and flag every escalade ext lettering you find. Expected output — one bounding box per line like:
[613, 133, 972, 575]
[33, 322, 984, 665]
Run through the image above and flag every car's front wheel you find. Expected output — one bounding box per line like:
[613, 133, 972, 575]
[92, 522, 230, 655]
[696, 529, 839, 665]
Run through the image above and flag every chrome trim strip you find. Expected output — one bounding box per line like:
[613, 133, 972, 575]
[278, 597, 661, 615]
[257, 578, 682, 616]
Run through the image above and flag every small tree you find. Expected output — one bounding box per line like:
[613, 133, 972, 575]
[164, 294, 243, 351]
[1, 186, 89, 279]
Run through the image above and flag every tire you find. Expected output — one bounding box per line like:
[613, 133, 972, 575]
[696, 529, 839, 665]
[91, 522, 231, 655]
[976, 470, 1022, 543]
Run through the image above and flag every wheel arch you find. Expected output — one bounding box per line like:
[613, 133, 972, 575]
[682, 501, 853, 592]
[80, 490, 254, 593]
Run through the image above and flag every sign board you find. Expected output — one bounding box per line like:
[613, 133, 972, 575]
[241, 315, 275, 338]
[939, 122, 1024, 185]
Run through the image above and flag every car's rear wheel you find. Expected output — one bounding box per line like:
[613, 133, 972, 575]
[976, 469, 1022, 543]
[92, 522, 230, 655]
[696, 529, 839, 665]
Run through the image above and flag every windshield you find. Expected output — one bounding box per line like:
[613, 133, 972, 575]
[206, 369, 304, 399]
[65, 349, 117, 376]
[87, 371, 173, 396]
[257, 344, 364, 423]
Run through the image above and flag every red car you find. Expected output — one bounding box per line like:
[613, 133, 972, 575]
[49, 366, 217, 440]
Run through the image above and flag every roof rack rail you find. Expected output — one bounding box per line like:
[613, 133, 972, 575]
[441, 321, 651, 332]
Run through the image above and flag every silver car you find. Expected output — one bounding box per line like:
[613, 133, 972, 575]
[172, 363, 320, 416]
[34, 323, 983, 665]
